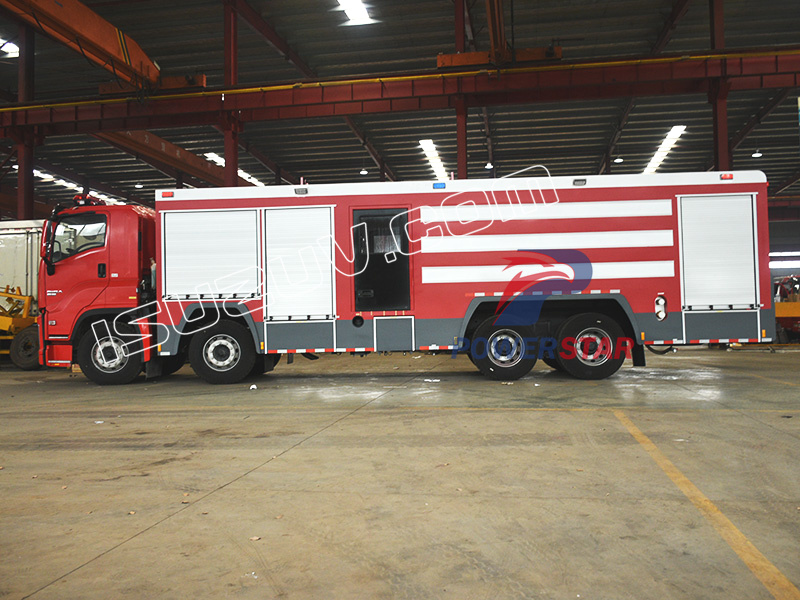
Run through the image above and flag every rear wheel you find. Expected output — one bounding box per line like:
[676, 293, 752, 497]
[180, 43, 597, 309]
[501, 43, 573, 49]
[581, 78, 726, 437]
[77, 322, 143, 385]
[470, 317, 536, 381]
[189, 321, 255, 384]
[556, 312, 626, 380]
[10, 325, 40, 370]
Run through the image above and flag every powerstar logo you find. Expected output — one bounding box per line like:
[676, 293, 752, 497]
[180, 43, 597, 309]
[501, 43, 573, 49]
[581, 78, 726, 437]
[454, 249, 633, 364]
[493, 249, 593, 327]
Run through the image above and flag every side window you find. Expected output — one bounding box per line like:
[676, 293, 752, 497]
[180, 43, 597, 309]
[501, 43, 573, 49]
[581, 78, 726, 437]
[52, 214, 107, 263]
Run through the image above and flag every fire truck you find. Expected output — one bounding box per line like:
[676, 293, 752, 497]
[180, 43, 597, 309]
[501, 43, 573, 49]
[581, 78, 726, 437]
[37, 170, 774, 385]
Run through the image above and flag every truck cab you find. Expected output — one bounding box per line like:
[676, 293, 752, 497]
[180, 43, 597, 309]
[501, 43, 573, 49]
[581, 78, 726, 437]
[38, 198, 156, 382]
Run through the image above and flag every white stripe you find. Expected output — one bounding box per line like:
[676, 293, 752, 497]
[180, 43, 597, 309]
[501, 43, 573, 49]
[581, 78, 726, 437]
[421, 229, 673, 253]
[420, 199, 672, 224]
[421, 261, 674, 284]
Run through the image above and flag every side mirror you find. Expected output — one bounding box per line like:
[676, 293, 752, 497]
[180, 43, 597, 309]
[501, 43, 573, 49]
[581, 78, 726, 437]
[41, 221, 56, 275]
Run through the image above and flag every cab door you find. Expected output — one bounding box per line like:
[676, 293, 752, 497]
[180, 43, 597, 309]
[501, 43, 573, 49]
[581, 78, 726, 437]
[41, 211, 110, 339]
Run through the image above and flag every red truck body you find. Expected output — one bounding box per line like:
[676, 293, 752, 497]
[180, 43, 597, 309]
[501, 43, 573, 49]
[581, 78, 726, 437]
[37, 171, 775, 384]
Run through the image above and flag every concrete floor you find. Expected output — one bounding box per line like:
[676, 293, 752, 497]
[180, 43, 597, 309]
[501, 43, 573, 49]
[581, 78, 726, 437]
[0, 347, 798, 600]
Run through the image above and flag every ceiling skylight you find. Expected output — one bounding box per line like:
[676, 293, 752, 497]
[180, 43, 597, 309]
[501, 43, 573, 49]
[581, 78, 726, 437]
[12, 164, 123, 203]
[205, 152, 265, 187]
[642, 125, 686, 174]
[0, 37, 19, 58]
[419, 139, 448, 181]
[337, 0, 373, 25]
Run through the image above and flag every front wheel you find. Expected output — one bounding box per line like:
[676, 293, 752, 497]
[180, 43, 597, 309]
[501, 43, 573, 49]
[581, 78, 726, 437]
[555, 313, 626, 380]
[189, 321, 255, 384]
[470, 317, 537, 381]
[77, 322, 143, 385]
[10, 325, 40, 370]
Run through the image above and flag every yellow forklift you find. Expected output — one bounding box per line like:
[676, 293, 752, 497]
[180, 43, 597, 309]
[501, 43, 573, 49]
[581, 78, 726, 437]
[0, 285, 39, 369]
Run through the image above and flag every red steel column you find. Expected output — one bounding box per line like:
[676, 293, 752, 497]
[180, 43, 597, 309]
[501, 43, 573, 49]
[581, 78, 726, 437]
[454, 2, 467, 179]
[455, 0, 465, 53]
[708, 0, 730, 170]
[223, 1, 239, 187]
[710, 81, 730, 170]
[456, 97, 468, 179]
[710, 0, 724, 51]
[16, 24, 34, 219]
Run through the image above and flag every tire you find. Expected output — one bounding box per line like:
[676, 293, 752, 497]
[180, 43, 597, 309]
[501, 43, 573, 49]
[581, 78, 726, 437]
[555, 312, 626, 380]
[469, 317, 537, 381]
[188, 321, 255, 384]
[10, 325, 40, 370]
[77, 322, 143, 385]
[542, 355, 562, 371]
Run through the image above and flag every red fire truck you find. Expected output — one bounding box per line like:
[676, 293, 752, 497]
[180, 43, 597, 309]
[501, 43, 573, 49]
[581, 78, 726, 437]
[37, 170, 774, 385]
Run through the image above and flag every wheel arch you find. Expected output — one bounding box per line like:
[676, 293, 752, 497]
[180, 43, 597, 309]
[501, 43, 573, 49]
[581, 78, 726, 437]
[173, 302, 262, 356]
[458, 295, 641, 343]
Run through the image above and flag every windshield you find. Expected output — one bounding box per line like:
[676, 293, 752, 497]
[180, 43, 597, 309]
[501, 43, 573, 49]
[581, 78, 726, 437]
[52, 213, 107, 263]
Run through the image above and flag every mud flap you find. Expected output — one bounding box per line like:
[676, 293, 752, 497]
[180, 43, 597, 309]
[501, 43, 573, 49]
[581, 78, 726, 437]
[632, 343, 646, 367]
[145, 359, 162, 379]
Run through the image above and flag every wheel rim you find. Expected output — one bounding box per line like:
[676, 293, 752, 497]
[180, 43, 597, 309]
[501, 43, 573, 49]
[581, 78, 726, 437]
[487, 329, 524, 368]
[18, 339, 36, 358]
[574, 326, 613, 366]
[203, 334, 240, 372]
[92, 336, 130, 373]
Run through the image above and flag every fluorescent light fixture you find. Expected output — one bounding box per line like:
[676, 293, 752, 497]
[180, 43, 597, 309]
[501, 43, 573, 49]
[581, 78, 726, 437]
[770, 251, 800, 257]
[643, 125, 686, 174]
[419, 139, 448, 181]
[484, 162, 493, 169]
[613, 156, 624, 164]
[359, 168, 368, 175]
[205, 152, 265, 187]
[0, 37, 19, 58]
[770, 260, 800, 269]
[337, 0, 373, 25]
[134, 183, 144, 189]
[752, 149, 763, 158]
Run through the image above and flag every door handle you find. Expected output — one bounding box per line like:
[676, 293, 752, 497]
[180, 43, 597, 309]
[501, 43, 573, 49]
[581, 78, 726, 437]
[98, 263, 106, 278]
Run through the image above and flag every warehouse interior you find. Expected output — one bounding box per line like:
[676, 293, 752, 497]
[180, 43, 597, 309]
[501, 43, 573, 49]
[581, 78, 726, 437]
[1, 1, 800, 598]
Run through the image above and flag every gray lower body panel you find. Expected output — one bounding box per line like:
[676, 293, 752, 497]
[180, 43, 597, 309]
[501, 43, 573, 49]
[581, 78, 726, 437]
[266, 321, 335, 350]
[683, 311, 760, 341]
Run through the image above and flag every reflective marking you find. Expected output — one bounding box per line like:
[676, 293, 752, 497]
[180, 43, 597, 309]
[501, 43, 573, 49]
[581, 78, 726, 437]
[614, 410, 800, 600]
[422, 261, 674, 284]
[421, 229, 674, 253]
[420, 199, 673, 223]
